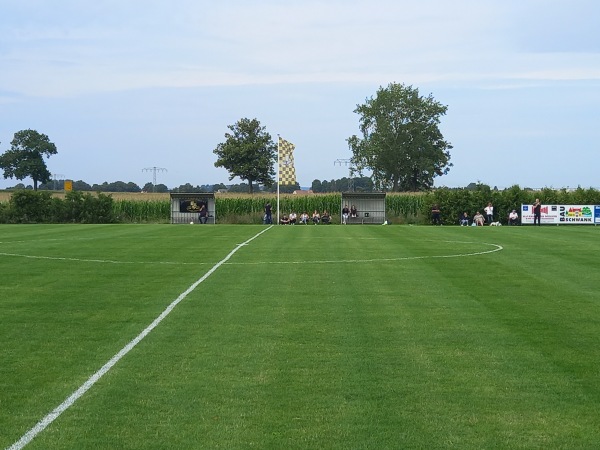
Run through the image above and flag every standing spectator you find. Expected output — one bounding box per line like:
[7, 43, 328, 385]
[484, 202, 494, 225]
[508, 209, 519, 225]
[431, 204, 441, 225]
[264, 202, 272, 224]
[533, 199, 542, 226]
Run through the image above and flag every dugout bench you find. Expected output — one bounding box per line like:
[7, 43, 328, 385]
[170, 193, 216, 224]
[341, 192, 387, 225]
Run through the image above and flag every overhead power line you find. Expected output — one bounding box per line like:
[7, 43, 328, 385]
[142, 167, 167, 192]
[333, 159, 355, 191]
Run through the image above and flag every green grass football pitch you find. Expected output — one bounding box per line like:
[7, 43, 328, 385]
[1, 223, 600, 449]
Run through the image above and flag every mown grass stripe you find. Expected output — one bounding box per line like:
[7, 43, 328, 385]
[7, 226, 272, 450]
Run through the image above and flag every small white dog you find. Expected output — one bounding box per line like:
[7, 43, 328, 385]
[490, 221, 502, 226]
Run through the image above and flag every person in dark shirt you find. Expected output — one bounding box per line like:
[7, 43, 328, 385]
[264, 203, 272, 224]
[533, 199, 541, 226]
[198, 204, 208, 224]
[431, 204, 441, 225]
[342, 204, 350, 224]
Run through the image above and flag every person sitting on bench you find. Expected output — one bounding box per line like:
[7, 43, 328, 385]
[198, 204, 208, 224]
[312, 210, 320, 224]
[473, 211, 485, 226]
[342, 204, 349, 224]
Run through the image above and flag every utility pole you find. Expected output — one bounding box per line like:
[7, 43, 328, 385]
[142, 167, 167, 192]
[51, 173, 65, 191]
[334, 159, 354, 192]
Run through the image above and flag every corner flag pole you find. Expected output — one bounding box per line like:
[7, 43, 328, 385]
[276, 135, 280, 225]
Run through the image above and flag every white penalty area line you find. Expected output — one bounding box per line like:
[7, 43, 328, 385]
[7, 226, 273, 450]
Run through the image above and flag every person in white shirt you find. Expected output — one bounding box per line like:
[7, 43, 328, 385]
[508, 209, 519, 225]
[311, 210, 321, 224]
[484, 202, 494, 225]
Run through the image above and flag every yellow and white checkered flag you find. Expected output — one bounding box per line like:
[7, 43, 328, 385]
[278, 137, 296, 185]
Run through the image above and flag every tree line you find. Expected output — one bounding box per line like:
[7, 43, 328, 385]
[1, 82, 455, 194]
[6, 176, 376, 194]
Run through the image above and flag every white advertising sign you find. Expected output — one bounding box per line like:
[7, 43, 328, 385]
[521, 204, 596, 225]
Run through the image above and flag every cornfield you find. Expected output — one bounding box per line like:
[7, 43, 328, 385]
[214, 194, 342, 223]
[0, 191, 433, 224]
[108, 194, 427, 223]
[385, 193, 426, 217]
[113, 199, 171, 223]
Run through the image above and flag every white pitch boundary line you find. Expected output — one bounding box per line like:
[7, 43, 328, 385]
[0, 252, 208, 265]
[7, 226, 273, 450]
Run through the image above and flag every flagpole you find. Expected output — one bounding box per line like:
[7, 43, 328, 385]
[276, 135, 280, 225]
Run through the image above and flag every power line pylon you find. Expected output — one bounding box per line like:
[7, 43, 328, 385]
[334, 159, 354, 191]
[142, 167, 167, 192]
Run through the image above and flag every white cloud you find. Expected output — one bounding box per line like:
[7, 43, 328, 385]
[1, 1, 600, 189]
[0, 0, 530, 96]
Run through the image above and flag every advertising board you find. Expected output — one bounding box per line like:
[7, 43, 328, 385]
[521, 204, 597, 225]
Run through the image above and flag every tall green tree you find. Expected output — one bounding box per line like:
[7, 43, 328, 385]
[347, 83, 453, 192]
[0, 129, 58, 191]
[213, 118, 276, 194]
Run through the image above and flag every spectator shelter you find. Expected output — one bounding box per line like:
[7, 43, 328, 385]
[341, 192, 386, 224]
[170, 193, 216, 224]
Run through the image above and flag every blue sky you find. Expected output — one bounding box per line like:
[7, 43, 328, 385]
[1, 0, 599, 190]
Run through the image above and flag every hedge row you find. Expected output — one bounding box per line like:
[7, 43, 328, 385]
[1, 187, 599, 224]
[425, 186, 600, 225]
[0, 190, 116, 224]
